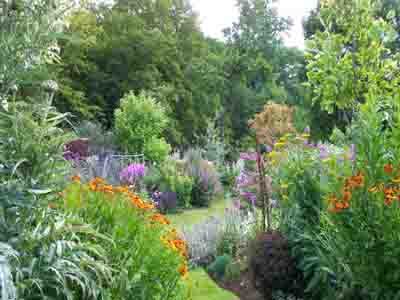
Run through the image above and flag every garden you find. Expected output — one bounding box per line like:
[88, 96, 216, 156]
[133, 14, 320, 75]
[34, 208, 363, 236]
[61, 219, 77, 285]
[2, 0, 400, 299]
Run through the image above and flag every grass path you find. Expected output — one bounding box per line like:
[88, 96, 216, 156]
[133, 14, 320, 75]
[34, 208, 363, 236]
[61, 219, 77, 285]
[187, 268, 239, 300]
[168, 196, 238, 300]
[168, 195, 230, 229]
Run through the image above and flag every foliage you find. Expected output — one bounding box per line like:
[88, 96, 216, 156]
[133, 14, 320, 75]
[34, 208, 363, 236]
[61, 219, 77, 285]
[224, 261, 242, 281]
[74, 121, 117, 156]
[145, 159, 194, 209]
[62, 177, 189, 300]
[250, 102, 296, 146]
[0, 183, 113, 300]
[184, 149, 222, 207]
[249, 231, 304, 299]
[0, 0, 67, 97]
[114, 91, 170, 162]
[305, 0, 400, 114]
[312, 100, 400, 299]
[0, 94, 73, 187]
[207, 255, 232, 280]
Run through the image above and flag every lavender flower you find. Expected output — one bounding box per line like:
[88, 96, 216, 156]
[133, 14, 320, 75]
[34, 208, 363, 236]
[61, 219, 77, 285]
[239, 152, 258, 161]
[119, 163, 146, 185]
[349, 144, 356, 162]
[240, 191, 257, 206]
[318, 143, 330, 160]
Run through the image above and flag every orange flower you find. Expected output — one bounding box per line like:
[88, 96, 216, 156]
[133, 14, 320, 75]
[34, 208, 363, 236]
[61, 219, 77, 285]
[178, 263, 189, 279]
[100, 184, 114, 194]
[71, 175, 81, 183]
[384, 164, 394, 174]
[48, 202, 57, 209]
[343, 189, 352, 202]
[150, 214, 171, 225]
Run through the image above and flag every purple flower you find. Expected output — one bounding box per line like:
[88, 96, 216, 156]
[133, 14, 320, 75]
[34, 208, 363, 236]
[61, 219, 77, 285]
[349, 144, 356, 162]
[240, 152, 258, 161]
[241, 191, 257, 206]
[304, 126, 310, 134]
[119, 163, 146, 185]
[318, 143, 329, 160]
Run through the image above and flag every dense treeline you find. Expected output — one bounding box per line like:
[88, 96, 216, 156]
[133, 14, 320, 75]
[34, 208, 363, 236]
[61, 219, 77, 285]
[55, 0, 307, 154]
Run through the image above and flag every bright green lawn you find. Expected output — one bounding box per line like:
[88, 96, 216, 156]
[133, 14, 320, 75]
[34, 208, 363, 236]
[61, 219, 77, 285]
[187, 268, 239, 300]
[168, 196, 230, 229]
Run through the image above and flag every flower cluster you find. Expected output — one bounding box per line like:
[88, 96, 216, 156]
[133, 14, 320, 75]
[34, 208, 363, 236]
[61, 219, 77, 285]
[240, 152, 258, 161]
[328, 172, 365, 212]
[369, 164, 400, 206]
[119, 163, 146, 185]
[161, 229, 189, 278]
[69, 176, 188, 278]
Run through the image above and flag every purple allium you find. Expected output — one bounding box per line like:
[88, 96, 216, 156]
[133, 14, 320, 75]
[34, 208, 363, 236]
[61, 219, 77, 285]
[304, 126, 310, 134]
[119, 163, 146, 185]
[240, 152, 258, 161]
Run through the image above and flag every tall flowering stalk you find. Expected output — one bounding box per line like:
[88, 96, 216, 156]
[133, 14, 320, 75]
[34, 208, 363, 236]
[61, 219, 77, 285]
[119, 163, 146, 186]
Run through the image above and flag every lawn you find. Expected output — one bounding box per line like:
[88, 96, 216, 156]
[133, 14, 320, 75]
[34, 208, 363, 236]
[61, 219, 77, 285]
[187, 268, 239, 300]
[168, 195, 231, 229]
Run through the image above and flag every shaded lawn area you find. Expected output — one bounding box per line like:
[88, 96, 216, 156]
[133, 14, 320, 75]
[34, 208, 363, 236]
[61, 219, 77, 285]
[188, 268, 239, 300]
[168, 195, 229, 229]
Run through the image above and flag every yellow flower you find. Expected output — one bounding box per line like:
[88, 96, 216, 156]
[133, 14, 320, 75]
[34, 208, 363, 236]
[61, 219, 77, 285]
[268, 151, 278, 158]
[274, 142, 286, 148]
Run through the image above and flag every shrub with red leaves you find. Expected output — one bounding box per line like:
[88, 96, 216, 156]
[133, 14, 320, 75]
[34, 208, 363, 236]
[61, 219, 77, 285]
[249, 231, 304, 299]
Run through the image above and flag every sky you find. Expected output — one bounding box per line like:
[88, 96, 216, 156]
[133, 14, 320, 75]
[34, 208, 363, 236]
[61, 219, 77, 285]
[191, 0, 319, 49]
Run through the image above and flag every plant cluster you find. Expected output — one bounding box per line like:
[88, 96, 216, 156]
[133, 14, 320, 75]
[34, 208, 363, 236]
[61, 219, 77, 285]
[62, 176, 190, 299]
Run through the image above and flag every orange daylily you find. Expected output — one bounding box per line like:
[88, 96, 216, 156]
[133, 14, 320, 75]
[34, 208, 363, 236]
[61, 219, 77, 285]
[384, 164, 394, 174]
[150, 214, 171, 225]
[71, 175, 81, 183]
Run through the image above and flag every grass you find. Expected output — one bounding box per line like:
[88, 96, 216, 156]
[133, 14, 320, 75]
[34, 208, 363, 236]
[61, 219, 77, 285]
[187, 268, 239, 300]
[168, 195, 230, 229]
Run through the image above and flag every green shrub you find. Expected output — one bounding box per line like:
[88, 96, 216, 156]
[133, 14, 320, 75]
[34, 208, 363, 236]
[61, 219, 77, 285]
[0, 184, 112, 300]
[184, 148, 222, 207]
[224, 261, 242, 281]
[207, 255, 232, 280]
[216, 228, 241, 258]
[114, 91, 171, 162]
[144, 136, 172, 164]
[145, 159, 194, 208]
[0, 99, 73, 187]
[62, 178, 189, 300]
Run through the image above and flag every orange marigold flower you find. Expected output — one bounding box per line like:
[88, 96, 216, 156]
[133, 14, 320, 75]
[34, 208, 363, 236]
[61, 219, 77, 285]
[384, 164, 394, 174]
[71, 175, 81, 183]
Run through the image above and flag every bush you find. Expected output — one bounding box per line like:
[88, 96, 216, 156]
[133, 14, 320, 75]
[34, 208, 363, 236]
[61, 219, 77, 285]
[0, 184, 112, 300]
[62, 177, 189, 300]
[145, 159, 193, 209]
[0, 99, 73, 187]
[207, 254, 232, 280]
[75, 121, 117, 156]
[184, 149, 222, 207]
[114, 91, 171, 162]
[224, 261, 242, 281]
[249, 231, 304, 299]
